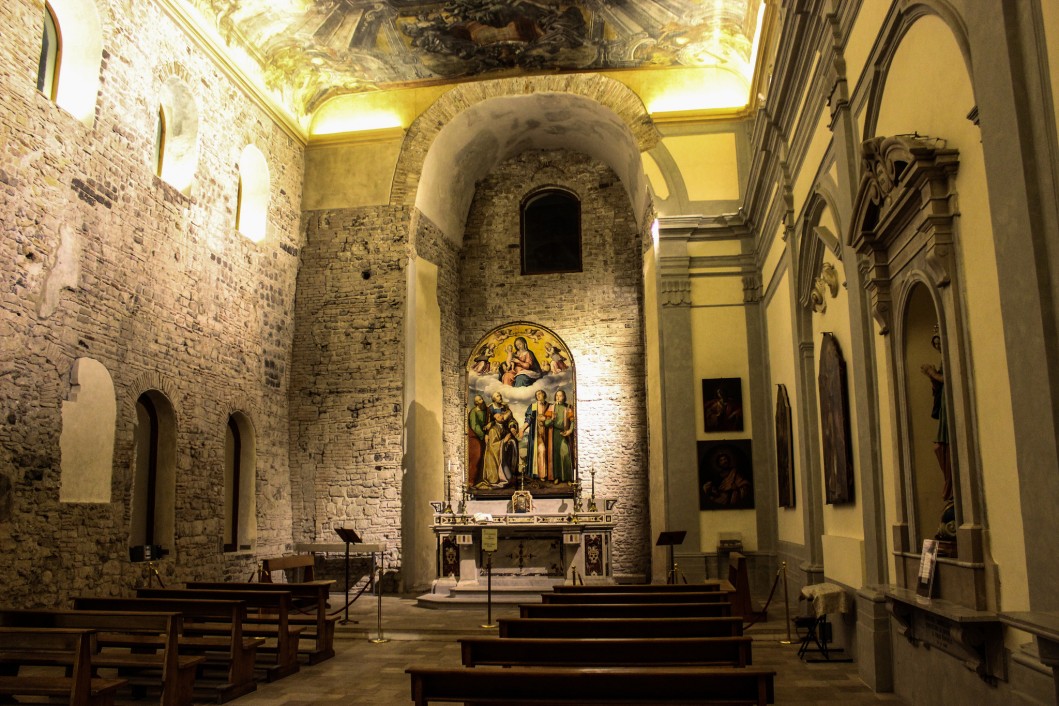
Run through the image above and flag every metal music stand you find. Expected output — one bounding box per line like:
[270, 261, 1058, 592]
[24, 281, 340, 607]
[656, 530, 687, 584]
[335, 527, 362, 624]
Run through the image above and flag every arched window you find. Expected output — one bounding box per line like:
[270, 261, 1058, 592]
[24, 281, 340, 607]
[130, 391, 176, 555]
[236, 145, 269, 242]
[156, 78, 199, 194]
[224, 412, 257, 552]
[37, 4, 60, 99]
[521, 188, 582, 275]
[34, 0, 102, 124]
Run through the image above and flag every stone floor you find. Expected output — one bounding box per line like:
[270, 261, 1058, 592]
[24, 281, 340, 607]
[205, 592, 907, 705]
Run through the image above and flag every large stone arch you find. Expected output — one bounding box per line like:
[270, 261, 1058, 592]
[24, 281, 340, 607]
[392, 74, 659, 242]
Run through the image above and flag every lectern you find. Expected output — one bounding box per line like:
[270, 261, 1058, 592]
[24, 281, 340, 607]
[335, 527, 362, 624]
[655, 530, 687, 584]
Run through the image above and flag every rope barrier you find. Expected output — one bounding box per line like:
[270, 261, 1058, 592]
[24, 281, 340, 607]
[740, 565, 783, 632]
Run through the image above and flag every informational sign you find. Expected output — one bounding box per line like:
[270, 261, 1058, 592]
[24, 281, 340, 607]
[481, 528, 498, 552]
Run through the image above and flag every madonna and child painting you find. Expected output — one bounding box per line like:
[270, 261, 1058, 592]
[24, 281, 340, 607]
[466, 322, 577, 499]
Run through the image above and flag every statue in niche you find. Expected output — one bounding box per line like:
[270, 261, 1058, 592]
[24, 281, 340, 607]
[921, 327, 956, 542]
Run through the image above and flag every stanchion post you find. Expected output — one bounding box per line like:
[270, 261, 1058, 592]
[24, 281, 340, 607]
[480, 528, 497, 629]
[369, 566, 389, 644]
[780, 561, 792, 645]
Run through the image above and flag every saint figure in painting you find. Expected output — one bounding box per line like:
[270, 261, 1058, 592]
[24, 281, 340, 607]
[481, 392, 519, 487]
[545, 389, 575, 483]
[502, 336, 543, 387]
[702, 450, 752, 508]
[522, 389, 551, 481]
[466, 394, 489, 487]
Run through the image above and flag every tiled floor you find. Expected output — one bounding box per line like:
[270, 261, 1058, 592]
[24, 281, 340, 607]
[211, 593, 907, 705]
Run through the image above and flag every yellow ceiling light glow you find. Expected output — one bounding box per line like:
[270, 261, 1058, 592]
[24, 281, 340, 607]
[310, 92, 407, 137]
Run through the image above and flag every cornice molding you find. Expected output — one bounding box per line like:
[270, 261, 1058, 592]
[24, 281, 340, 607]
[154, 0, 307, 144]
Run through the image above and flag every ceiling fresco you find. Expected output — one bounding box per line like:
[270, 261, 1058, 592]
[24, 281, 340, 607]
[178, 0, 763, 120]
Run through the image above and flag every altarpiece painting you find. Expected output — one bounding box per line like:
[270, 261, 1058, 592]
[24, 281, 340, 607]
[466, 322, 576, 499]
[818, 332, 854, 504]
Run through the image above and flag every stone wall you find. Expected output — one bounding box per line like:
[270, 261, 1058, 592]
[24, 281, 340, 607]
[0, 0, 303, 603]
[458, 150, 650, 578]
[291, 206, 412, 575]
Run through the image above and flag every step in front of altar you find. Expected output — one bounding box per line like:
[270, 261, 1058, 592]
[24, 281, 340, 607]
[417, 576, 579, 608]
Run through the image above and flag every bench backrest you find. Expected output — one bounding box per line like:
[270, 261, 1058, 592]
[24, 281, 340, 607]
[407, 666, 774, 705]
[459, 636, 752, 668]
[553, 581, 726, 592]
[520, 601, 732, 619]
[0, 627, 96, 701]
[498, 616, 743, 639]
[260, 555, 315, 582]
[541, 590, 729, 604]
[73, 596, 247, 642]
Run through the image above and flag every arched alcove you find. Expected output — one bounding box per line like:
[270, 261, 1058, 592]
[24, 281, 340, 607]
[59, 357, 116, 503]
[130, 390, 176, 555]
[237, 144, 269, 242]
[224, 412, 257, 552]
[397, 76, 657, 242]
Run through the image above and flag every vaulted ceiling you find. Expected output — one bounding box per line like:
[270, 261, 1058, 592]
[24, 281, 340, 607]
[167, 0, 768, 131]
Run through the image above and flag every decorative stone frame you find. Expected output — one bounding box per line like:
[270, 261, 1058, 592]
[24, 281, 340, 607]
[850, 134, 992, 610]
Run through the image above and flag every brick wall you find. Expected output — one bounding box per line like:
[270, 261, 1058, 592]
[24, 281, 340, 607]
[0, 0, 303, 603]
[291, 206, 412, 574]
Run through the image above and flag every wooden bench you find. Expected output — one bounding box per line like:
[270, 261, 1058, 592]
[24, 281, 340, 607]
[540, 590, 730, 604]
[186, 580, 337, 663]
[74, 596, 261, 703]
[0, 608, 202, 706]
[0, 627, 127, 706]
[260, 554, 316, 583]
[460, 636, 753, 668]
[136, 587, 301, 681]
[407, 666, 775, 705]
[553, 581, 730, 593]
[498, 616, 743, 639]
[519, 601, 732, 619]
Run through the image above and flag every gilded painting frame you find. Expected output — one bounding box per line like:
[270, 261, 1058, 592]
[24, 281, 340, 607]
[466, 322, 577, 499]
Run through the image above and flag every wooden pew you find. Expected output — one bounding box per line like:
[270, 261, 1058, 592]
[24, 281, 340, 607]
[519, 601, 732, 619]
[74, 596, 261, 703]
[260, 554, 316, 583]
[186, 580, 337, 663]
[0, 627, 127, 706]
[0, 608, 201, 706]
[407, 666, 775, 705]
[553, 581, 729, 593]
[540, 590, 730, 604]
[498, 616, 743, 639]
[136, 587, 301, 681]
[460, 636, 753, 668]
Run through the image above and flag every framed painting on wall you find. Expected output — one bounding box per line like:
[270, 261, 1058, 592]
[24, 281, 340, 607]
[818, 332, 855, 504]
[466, 322, 576, 499]
[776, 384, 795, 508]
[697, 439, 754, 510]
[702, 377, 744, 432]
